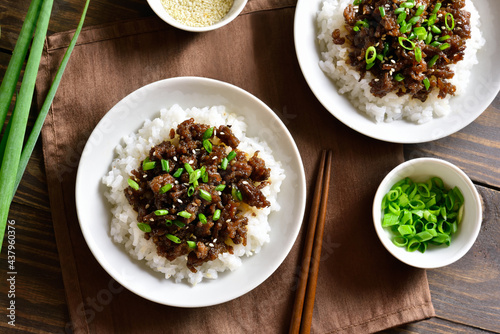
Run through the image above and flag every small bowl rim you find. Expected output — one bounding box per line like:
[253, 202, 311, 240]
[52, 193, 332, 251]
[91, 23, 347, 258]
[372, 157, 482, 269]
[146, 0, 248, 32]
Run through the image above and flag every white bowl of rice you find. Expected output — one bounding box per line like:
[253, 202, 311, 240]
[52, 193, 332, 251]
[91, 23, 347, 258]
[75, 77, 306, 307]
[147, 0, 247, 32]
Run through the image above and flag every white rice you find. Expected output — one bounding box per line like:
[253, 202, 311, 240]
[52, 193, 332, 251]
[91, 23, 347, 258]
[102, 105, 285, 285]
[317, 0, 485, 123]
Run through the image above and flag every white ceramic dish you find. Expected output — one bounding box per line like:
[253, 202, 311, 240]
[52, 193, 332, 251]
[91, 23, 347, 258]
[147, 0, 247, 32]
[294, 0, 500, 143]
[372, 158, 482, 269]
[75, 77, 306, 307]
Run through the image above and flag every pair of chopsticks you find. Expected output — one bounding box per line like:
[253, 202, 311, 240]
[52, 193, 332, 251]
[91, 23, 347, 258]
[289, 150, 333, 334]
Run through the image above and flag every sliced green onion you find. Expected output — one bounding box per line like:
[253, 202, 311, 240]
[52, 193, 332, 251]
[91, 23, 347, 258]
[431, 25, 441, 34]
[408, 16, 420, 25]
[202, 127, 214, 140]
[161, 159, 170, 172]
[155, 209, 168, 216]
[445, 13, 455, 30]
[415, 5, 425, 16]
[432, 2, 442, 14]
[379, 6, 385, 18]
[184, 163, 194, 174]
[128, 178, 139, 190]
[394, 7, 405, 14]
[425, 31, 433, 44]
[166, 234, 181, 244]
[439, 43, 450, 50]
[355, 19, 369, 29]
[394, 73, 405, 82]
[366, 62, 376, 70]
[199, 189, 212, 202]
[215, 184, 226, 192]
[220, 157, 228, 170]
[201, 166, 208, 183]
[353, 0, 362, 5]
[438, 35, 451, 42]
[393, 236, 408, 247]
[143, 158, 156, 171]
[427, 55, 439, 67]
[427, 13, 437, 26]
[137, 223, 151, 233]
[407, 238, 420, 252]
[365, 46, 377, 64]
[227, 150, 237, 161]
[232, 187, 243, 201]
[203, 139, 213, 153]
[414, 27, 427, 40]
[187, 185, 195, 196]
[189, 169, 201, 184]
[430, 41, 441, 48]
[198, 213, 207, 224]
[213, 209, 221, 221]
[187, 240, 196, 249]
[178, 211, 192, 219]
[415, 47, 422, 62]
[383, 42, 390, 56]
[401, 2, 415, 9]
[159, 183, 173, 194]
[397, 12, 407, 24]
[174, 220, 185, 228]
[173, 168, 184, 178]
[165, 220, 173, 226]
[423, 77, 431, 90]
[398, 37, 415, 50]
[408, 32, 417, 40]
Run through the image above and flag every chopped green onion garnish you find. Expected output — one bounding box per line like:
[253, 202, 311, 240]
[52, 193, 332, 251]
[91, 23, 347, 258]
[184, 163, 194, 174]
[174, 220, 185, 228]
[383, 42, 389, 56]
[143, 161, 156, 171]
[220, 157, 228, 170]
[427, 13, 437, 26]
[400, 1, 414, 9]
[178, 211, 192, 219]
[198, 213, 207, 224]
[408, 16, 420, 25]
[423, 77, 431, 90]
[353, 0, 362, 5]
[189, 169, 201, 184]
[408, 32, 417, 40]
[215, 184, 226, 192]
[394, 7, 405, 14]
[415, 47, 422, 62]
[159, 183, 173, 194]
[202, 127, 214, 140]
[232, 187, 243, 201]
[165, 220, 173, 226]
[397, 12, 407, 24]
[154, 209, 168, 216]
[199, 189, 212, 202]
[137, 223, 151, 233]
[366, 62, 376, 70]
[355, 19, 369, 29]
[394, 73, 405, 82]
[161, 159, 169, 172]
[187, 185, 195, 196]
[414, 27, 427, 40]
[439, 43, 450, 50]
[432, 2, 441, 14]
[415, 5, 425, 16]
[438, 35, 450, 42]
[187, 240, 196, 249]
[379, 6, 385, 18]
[227, 150, 237, 161]
[128, 178, 139, 190]
[430, 41, 441, 48]
[201, 166, 208, 183]
[398, 36, 415, 50]
[213, 209, 221, 221]
[365, 46, 377, 64]
[425, 32, 433, 44]
[203, 139, 212, 153]
[173, 168, 184, 178]
[166, 234, 181, 243]
[431, 25, 441, 34]
[445, 13, 455, 30]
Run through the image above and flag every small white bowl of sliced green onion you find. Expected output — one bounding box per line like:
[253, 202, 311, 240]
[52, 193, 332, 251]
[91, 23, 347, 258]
[373, 158, 482, 269]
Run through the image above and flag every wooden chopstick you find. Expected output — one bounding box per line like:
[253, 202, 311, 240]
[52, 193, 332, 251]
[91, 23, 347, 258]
[289, 150, 333, 334]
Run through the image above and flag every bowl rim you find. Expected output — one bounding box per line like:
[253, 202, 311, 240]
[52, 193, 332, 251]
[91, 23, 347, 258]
[146, 0, 248, 32]
[372, 157, 482, 269]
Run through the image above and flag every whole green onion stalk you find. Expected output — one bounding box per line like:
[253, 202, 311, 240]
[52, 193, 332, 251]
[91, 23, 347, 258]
[0, 0, 91, 252]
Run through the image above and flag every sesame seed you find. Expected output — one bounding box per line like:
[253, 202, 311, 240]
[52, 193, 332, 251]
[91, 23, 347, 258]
[209, 243, 214, 247]
[177, 199, 182, 203]
[213, 238, 217, 242]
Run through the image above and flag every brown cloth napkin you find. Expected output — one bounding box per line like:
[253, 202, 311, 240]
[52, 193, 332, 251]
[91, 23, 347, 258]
[36, 0, 434, 333]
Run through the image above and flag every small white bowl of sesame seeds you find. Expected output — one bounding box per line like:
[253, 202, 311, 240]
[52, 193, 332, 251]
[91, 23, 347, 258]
[147, 0, 247, 32]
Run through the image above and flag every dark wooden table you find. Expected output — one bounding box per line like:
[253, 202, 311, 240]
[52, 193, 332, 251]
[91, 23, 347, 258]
[1, 1, 499, 333]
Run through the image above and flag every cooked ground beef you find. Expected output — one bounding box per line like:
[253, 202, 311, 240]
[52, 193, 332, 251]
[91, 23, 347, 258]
[333, 0, 471, 101]
[124, 118, 271, 272]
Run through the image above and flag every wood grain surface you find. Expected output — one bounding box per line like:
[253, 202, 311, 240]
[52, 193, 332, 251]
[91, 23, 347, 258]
[1, 0, 499, 333]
